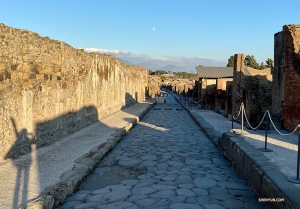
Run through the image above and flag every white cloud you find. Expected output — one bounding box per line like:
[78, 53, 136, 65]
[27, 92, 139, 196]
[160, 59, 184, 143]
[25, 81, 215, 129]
[83, 48, 131, 55]
[150, 56, 170, 61]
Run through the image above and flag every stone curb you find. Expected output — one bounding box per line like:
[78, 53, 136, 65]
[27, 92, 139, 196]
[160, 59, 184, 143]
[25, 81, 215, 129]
[20, 101, 155, 209]
[222, 132, 300, 209]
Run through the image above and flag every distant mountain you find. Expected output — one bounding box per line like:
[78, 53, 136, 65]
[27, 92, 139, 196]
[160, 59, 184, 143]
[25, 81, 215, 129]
[155, 64, 189, 73]
[136, 62, 161, 69]
[117, 58, 133, 65]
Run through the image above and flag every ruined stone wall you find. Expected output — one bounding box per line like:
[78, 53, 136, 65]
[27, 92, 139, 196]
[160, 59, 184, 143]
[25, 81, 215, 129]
[0, 23, 148, 161]
[272, 32, 284, 116]
[282, 24, 300, 131]
[215, 78, 232, 111]
[232, 54, 245, 116]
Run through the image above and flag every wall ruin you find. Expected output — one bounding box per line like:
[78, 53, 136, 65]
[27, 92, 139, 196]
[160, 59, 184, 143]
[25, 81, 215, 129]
[282, 24, 300, 131]
[0, 23, 148, 161]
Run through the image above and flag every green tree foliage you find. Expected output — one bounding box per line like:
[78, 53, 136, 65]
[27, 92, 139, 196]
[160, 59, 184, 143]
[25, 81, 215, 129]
[227, 55, 234, 67]
[155, 70, 167, 75]
[266, 58, 274, 68]
[245, 55, 260, 69]
[173, 72, 197, 78]
[259, 62, 267, 70]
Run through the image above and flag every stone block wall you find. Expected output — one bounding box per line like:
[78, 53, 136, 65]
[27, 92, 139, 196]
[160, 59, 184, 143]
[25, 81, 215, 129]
[282, 25, 300, 131]
[0, 23, 148, 161]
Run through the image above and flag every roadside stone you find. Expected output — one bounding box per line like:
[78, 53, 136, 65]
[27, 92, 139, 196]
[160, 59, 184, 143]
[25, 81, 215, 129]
[135, 198, 159, 208]
[98, 201, 137, 209]
[170, 203, 203, 209]
[131, 187, 157, 195]
[102, 190, 131, 203]
[202, 203, 226, 209]
[194, 177, 217, 188]
[222, 199, 245, 209]
[217, 182, 249, 190]
[151, 184, 177, 191]
[86, 193, 105, 202]
[156, 163, 169, 170]
[176, 189, 196, 197]
[150, 190, 176, 198]
[178, 184, 194, 189]
[168, 196, 186, 203]
[118, 159, 141, 167]
[167, 161, 184, 167]
[73, 202, 99, 209]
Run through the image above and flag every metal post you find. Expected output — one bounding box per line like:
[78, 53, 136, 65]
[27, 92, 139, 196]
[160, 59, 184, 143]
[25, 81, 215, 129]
[232, 116, 234, 129]
[287, 132, 300, 183]
[258, 111, 273, 152]
[265, 114, 268, 149]
[241, 104, 244, 134]
[297, 134, 300, 180]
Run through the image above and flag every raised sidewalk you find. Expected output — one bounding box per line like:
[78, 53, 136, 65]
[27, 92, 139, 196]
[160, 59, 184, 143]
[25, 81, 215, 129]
[173, 92, 300, 209]
[0, 100, 155, 209]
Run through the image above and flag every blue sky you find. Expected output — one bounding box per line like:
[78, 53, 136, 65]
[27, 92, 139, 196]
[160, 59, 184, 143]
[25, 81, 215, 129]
[1, 0, 299, 72]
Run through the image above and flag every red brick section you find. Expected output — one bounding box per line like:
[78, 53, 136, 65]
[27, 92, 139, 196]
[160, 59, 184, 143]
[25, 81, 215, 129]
[232, 54, 245, 116]
[283, 25, 300, 131]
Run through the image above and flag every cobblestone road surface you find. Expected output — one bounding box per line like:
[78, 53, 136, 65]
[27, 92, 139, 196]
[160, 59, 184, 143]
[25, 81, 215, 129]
[57, 96, 265, 209]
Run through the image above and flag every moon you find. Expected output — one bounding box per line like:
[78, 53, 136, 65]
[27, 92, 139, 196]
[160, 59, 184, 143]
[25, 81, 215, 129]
[152, 27, 155, 31]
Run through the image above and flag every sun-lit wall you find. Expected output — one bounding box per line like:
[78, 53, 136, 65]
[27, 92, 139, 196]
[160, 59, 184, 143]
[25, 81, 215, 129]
[0, 23, 148, 161]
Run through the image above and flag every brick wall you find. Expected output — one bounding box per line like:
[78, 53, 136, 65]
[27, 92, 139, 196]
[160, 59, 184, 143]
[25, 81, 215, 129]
[282, 24, 300, 131]
[0, 23, 148, 160]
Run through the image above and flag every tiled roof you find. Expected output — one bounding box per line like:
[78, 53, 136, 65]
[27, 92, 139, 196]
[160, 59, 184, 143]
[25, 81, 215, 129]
[195, 65, 251, 78]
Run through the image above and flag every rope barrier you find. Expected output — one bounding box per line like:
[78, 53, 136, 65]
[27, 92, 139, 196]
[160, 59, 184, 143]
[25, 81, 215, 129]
[234, 103, 300, 135]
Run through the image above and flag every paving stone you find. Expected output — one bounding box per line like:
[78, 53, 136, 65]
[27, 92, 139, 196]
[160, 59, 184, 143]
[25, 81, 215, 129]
[192, 188, 209, 196]
[121, 179, 138, 186]
[57, 201, 82, 209]
[185, 197, 197, 204]
[168, 196, 186, 203]
[170, 203, 203, 209]
[150, 190, 176, 198]
[167, 161, 184, 167]
[176, 188, 196, 197]
[146, 166, 158, 173]
[196, 196, 221, 205]
[162, 175, 177, 181]
[178, 184, 194, 189]
[193, 177, 217, 188]
[222, 199, 245, 209]
[142, 160, 157, 167]
[150, 184, 177, 191]
[217, 182, 249, 190]
[131, 186, 157, 195]
[202, 204, 226, 209]
[98, 201, 136, 209]
[118, 159, 141, 167]
[86, 193, 105, 202]
[73, 202, 100, 209]
[102, 190, 131, 203]
[204, 174, 228, 182]
[135, 198, 159, 208]
[127, 195, 148, 202]
[156, 163, 169, 170]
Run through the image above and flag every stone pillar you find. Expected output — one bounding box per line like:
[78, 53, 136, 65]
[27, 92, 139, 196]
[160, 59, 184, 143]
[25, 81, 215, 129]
[282, 24, 300, 131]
[232, 54, 245, 116]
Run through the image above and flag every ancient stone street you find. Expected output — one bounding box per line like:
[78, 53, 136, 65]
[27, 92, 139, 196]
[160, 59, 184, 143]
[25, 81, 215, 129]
[57, 96, 265, 209]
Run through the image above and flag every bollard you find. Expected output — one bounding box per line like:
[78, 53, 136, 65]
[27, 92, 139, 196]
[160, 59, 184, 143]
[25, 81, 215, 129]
[232, 116, 234, 129]
[287, 132, 300, 184]
[258, 112, 273, 152]
[241, 104, 244, 134]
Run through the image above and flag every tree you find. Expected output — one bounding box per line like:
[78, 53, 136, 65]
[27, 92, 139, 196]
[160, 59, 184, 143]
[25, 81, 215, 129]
[244, 55, 260, 69]
[259, 62, 267, 70]
[266, 58, 274, 68]
[227, 55, 234, 67]
[155, 70, 167, 75]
